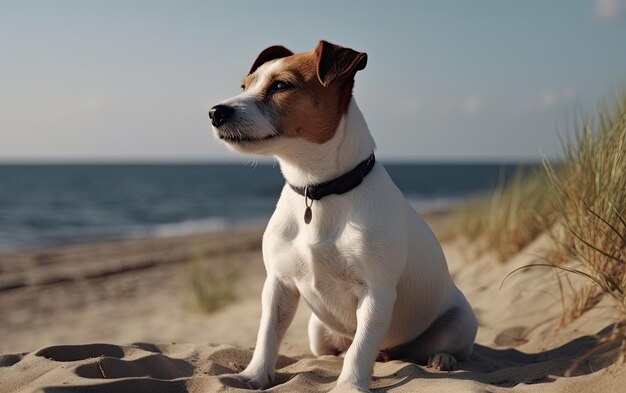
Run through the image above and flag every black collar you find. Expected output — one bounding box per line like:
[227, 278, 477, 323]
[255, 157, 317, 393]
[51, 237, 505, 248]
[288, 153, 376, 201]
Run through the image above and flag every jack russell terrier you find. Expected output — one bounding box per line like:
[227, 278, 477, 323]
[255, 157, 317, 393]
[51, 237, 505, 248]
[209, 40, 477, 393]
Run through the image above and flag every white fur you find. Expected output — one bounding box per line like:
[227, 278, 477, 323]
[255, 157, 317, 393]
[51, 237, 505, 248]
[211, 62, 285, 155]
[213, 59, 477, 392]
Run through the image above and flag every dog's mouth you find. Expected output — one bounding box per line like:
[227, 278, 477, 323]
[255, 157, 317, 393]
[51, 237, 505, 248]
[218, 132, 279, 144]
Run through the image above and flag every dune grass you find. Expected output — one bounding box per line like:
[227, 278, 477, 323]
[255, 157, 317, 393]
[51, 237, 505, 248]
[456, 94, 626, 358]
[450, 168, 553, 262]
[543, 96, 626, 338]
[189, 253, 239, 313]
[544, 96, 626, 295]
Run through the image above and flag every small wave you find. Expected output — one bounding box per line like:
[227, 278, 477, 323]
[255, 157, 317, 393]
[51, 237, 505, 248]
[129, 216, 268, 239]
[406, 194, 481, 213]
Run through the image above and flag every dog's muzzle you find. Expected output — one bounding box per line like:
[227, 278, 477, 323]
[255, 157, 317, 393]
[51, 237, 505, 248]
[209, 104, 234, 127]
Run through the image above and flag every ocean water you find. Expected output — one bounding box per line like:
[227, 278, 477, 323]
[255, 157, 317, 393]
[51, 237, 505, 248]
[0, 163, 537, 253]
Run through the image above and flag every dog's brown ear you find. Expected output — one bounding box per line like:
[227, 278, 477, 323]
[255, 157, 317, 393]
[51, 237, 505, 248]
[315, 40, 367, 87]
[248, 45, 293, 75]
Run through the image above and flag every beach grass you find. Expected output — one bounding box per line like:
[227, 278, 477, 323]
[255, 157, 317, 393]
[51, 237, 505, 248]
[449, 168, 553, 261]
[544, 96, 626, 296]
[189, 253, 239, 313]
[455, 93, 626, 356]
[543, 96, 626, 351]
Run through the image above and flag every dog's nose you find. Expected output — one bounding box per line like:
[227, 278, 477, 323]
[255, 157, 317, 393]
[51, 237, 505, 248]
[209, 105, 234, 127]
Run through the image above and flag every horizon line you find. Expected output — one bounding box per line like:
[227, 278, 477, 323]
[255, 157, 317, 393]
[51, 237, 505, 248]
[0, 158, 550, 166]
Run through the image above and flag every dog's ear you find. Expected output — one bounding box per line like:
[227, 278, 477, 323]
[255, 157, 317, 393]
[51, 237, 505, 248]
[248, 45, 294, 75]
[315, 40, 367, 87]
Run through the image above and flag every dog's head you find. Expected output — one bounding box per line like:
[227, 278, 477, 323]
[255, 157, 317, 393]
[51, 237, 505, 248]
[209, 40, 367, 155]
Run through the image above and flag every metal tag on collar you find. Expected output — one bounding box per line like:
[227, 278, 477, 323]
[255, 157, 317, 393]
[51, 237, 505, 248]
[304, 186, 313, 224]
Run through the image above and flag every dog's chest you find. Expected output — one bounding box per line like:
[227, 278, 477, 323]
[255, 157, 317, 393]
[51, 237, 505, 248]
[271, 230, 362, 334]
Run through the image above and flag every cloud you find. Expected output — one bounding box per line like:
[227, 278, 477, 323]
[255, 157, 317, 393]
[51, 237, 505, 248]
[460, 96, 483, 114]
[539, 88, 576, 108]
[594, 0, 626, 20]
[540, 88, 576, 108]
[511, 88, 577, 113]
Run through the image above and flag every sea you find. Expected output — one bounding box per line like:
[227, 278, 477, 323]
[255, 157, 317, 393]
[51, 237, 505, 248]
[0, 163, 538, 253]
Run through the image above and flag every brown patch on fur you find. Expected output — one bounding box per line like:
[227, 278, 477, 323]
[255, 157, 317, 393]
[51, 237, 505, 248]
[315, 40, 367, 88]
[242, 41, 367, 144]
[271, 53, 345, 144]
[248, 45, 293, 76]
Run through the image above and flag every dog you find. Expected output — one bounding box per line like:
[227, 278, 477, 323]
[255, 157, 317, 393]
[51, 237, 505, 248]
[209, 40, 477, 393]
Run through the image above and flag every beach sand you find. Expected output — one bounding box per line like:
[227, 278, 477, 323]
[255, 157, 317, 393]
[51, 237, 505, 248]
[1, 214, 625, 392]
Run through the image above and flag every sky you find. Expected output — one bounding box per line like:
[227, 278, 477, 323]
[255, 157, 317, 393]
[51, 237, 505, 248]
[1, 0, 625, 162]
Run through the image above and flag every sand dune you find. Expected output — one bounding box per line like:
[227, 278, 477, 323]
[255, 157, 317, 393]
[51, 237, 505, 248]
[1, 222, 625, 392]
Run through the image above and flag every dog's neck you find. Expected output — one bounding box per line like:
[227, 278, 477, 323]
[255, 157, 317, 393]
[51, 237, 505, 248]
[275, 99, 376, 188]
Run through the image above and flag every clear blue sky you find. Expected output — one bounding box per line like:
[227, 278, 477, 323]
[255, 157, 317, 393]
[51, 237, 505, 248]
[1, 0, 625, 162]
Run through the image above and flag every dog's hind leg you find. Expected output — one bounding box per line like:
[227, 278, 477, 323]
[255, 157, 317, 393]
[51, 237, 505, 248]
[308, 314, 352, 356]
[401, 290, 477, 371]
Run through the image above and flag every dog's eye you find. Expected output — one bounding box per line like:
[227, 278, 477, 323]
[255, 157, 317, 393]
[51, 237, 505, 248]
[240, 84, 245, 90]
[268, 80, 292, 92]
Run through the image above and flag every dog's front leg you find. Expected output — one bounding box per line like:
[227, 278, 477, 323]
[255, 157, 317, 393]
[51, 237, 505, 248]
[333, 287, 396, 393]
[231, 275, 299, 389]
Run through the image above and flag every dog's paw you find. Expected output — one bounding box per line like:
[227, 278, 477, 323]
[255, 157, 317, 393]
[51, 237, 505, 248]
[376, 349, 391, 362]
[330, 382, 371, 393]
[427, 352, 458, 371]
[219, 371, 272, 390]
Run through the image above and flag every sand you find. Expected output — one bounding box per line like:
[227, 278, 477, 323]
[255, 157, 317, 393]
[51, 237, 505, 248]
[1, 216, 625, 393]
